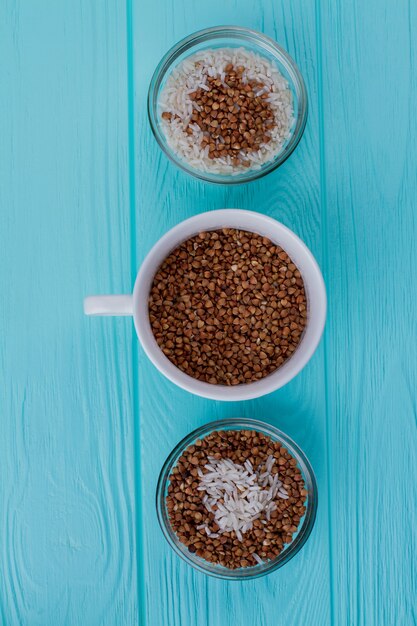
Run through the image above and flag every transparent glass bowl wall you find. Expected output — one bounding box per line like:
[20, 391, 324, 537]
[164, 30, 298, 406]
[148, 26, 308, 184]
[156, 418, 318, 580]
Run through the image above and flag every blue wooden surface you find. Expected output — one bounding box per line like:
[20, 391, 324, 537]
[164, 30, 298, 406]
[0, 1, 416, 625]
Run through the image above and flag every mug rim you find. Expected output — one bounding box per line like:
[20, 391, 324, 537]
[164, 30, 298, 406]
[133, 209, 326, 400]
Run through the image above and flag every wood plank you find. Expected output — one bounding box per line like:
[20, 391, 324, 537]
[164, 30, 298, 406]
[3, 0, 415, 623]
[0, 1, 138, 623]
[132, 2, 331, 624]
[318, 1, 417, 624]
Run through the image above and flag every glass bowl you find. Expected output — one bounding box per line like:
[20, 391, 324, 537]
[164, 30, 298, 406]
[148, 26, 308, 184]
[156, 418, 317, 580]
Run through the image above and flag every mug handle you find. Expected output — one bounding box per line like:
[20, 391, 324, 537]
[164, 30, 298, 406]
[84, 295, 133, 316]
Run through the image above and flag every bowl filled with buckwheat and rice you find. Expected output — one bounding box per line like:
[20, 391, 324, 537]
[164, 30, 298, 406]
[156, 418, 317, 579]
[148, 26, 307, 184]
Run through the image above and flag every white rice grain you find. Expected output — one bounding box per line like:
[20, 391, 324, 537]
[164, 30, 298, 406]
[198, 454, 288, 542]
[253, 553, 264, 565]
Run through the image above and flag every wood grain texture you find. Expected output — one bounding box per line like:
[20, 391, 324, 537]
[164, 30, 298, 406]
[132, 1, 331, 625]
[318, 1, 417, 624]
[0, 1, 138, 624]
[1, 0, 416, 625]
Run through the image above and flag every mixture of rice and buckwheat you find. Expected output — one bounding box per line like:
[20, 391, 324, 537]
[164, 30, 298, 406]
[159, 48, 294, 175]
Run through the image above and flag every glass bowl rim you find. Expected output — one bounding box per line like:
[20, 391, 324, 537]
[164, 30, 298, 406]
[156, 417, 318, 580]
[147, 25, 308, 185]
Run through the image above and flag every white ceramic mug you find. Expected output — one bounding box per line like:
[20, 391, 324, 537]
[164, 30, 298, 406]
[84, 209, 326, 401]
